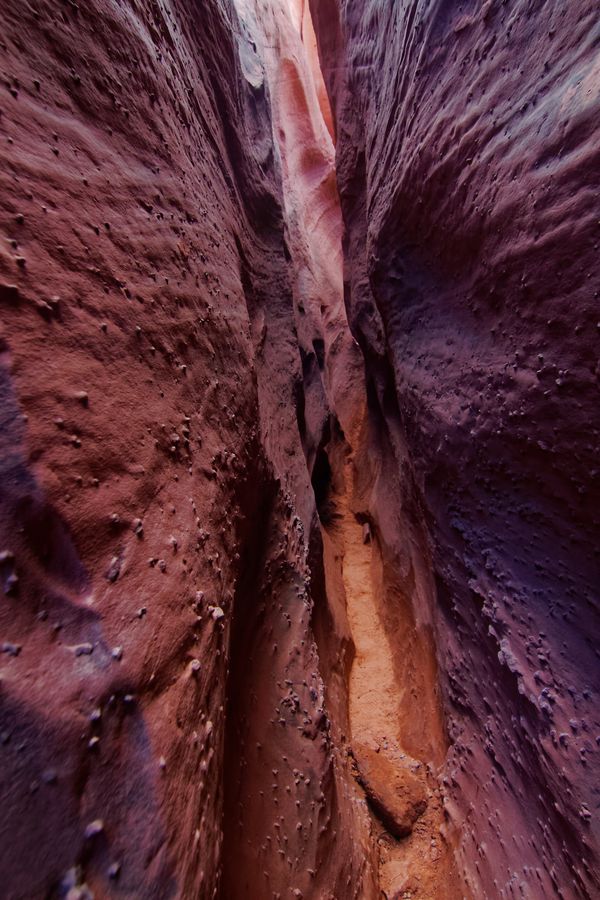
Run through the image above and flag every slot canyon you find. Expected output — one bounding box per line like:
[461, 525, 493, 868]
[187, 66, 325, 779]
[0, 0, 598, 897]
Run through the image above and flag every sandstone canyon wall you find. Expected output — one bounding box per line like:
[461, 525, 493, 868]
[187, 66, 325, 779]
[0, 0, 598, 898]
[310, 0, 600, 897]
[0, 1, 371, 896]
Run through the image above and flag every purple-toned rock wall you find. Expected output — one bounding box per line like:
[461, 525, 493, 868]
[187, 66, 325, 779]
[311, 1, 600, 895]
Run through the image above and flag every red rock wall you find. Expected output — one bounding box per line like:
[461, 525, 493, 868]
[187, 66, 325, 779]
[0, 1, 370, 896]
[311, 0, 600, 896]
[2, 0, 599, 895]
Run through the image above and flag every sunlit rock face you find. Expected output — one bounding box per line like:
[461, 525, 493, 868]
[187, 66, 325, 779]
[310, 1, 600, 896]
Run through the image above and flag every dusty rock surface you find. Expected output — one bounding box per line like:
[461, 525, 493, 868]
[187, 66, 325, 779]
[311, 0, 600, 896]
[318, 410, 461, 898]
[352, 743, 427, 839]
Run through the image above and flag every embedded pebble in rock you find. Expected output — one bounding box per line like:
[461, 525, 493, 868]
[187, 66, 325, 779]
[74, 391, 89, 407]
[107, 862, 121, 880]
[189, 659, 201, 675]
[84, 819, 104, 840]
[106, 557, 121, 583]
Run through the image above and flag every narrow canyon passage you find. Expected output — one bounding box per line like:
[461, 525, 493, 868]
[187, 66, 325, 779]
[231, 2, 460, 892]
[0, 0, 598, 897]
[318, 412, 458, 899]
[339, 440, 400, 751]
